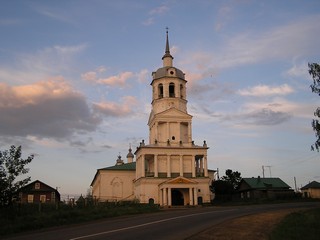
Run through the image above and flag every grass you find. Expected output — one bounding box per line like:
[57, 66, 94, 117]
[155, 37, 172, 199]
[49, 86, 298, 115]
[269, 207, 320, 240]
[0, 201, 160, 236]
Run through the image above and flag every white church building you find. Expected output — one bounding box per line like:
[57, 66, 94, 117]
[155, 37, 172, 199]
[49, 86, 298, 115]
[91, 31, 215, 206]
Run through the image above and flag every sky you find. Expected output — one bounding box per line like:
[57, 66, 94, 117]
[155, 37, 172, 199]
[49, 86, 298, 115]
[1, 0, 319, 198]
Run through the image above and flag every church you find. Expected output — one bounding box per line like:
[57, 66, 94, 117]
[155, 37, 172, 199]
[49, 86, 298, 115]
[91, 31, 215, 206]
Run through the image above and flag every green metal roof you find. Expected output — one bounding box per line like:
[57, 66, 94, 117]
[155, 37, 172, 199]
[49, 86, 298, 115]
[301, 181, 320, 190]
[241, 177, 290, 189]
[99, 162, 136, 171]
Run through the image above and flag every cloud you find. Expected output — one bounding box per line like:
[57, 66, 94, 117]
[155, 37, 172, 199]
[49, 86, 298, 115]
[0, 19, 22, 26]
[0, 77, 101, 140]
[143, 4, 169, 26]
[98, 72, 134, 87]
[149, 5, 169, 15]
[217, 15, 320, 68]
[82, 69, 146, 86]
[215, 5, 232, 31]
[93, 96, 138, 117]
[285, 61, 309, 79]
[0, 44, 87, 84]
[238, 108, 292, 126]
[238, 84, 294, 97]
[137, 69, 149, 83]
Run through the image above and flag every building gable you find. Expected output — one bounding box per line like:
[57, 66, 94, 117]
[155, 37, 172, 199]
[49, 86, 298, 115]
[155, 107, 192, 119]
[301, 181, 320, 190]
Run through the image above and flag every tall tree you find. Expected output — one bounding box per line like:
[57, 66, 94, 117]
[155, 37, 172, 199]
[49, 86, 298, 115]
[308, 63, 320, 151]
[220, 169, 242, 190]
[0, 145, 34, 206]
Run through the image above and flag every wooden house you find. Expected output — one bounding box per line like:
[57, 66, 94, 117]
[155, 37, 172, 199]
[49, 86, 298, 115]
[301, 181, 320, 199]
[17, 180, 60, 204]
[237, 177, 294, 200]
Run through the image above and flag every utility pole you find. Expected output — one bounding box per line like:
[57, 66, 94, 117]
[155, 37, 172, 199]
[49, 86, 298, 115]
[262, 165, 272, 177]
[294, 177, 297, 192]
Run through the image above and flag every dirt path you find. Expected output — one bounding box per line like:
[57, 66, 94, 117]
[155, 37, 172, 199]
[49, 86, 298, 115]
[188, 208, 300, 240]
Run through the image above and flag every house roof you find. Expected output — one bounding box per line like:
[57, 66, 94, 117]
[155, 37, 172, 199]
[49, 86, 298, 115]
[99, 162, 136, 171]
[90, 162, 136, 186]
[240, 177, 291, 190]
[18, 180, 60, 196]
[301, 181, 320, 190]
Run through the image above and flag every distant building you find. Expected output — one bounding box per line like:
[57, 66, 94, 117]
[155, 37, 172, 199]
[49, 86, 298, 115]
[91, 31, 215, 206]
[237, 177, 294, 200]
[301, 181, 320, 199]
[17, 180, 60, 204]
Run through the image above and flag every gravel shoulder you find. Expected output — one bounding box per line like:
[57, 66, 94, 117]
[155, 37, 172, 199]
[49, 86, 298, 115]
[187, 208, 301, 240]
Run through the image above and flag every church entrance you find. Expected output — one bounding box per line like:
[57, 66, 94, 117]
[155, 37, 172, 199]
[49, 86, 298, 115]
[172, 189, 184, 206]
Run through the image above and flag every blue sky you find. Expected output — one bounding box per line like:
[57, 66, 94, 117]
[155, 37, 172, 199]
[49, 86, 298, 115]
[1, 0, 319, 197]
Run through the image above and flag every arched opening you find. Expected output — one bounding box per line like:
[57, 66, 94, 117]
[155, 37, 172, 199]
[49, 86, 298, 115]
[197, 196, 203, 205]
[172, 189, 184, 206]
[148, 198, 155, 205]
[180, 84, 183, 99]
[158, 84, 163, 98]
[169, 82, 175, 97]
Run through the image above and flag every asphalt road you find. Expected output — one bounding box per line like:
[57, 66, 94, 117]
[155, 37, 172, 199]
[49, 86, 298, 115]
[4, 202, 320, 240]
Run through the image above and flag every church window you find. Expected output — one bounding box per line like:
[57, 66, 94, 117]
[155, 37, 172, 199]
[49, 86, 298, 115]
[169, 82, 175, 97]
[180, 84, 183, 98]
[158, 84, 163, 98]
[172, 136, 175, 140]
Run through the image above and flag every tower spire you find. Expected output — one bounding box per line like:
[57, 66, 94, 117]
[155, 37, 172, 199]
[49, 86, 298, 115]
[162, 27, 173, 66]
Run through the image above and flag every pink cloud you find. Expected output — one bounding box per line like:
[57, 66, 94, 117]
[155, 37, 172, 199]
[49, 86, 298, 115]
[93, 96, 138, 117]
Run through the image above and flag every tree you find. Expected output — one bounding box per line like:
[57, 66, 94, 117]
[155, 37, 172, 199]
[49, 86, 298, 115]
[0, 145, 34, 206]
[220, 169, 242, 190]
[210, 169, 242, 202]
[210, 180, 234, 201]
[309, 63, 320, 151]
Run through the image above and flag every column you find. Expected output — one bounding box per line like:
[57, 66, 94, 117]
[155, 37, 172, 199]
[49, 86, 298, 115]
[160, 189, 163, 206]
[188, 122, 192, 143]
[194, 188, 198, 205]
[189, 188, 193, 205]
[155, 122, 158, 142]
[154, 154, 158, 177]
[200, 157, 204, 176]
[179, 155, 183, 176]
[167, 155, 171, 177]
[163, 188, 167, 206]
[136, 156, 139, 179]
[192, 155, 195, 177]
[168, 188, 172, 206]
[141, 155, 145, 177]
[178, 121, 181, 142]
[204, 155, 208, 177]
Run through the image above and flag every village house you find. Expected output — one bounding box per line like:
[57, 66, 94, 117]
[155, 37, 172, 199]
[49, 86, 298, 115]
[301, 181, 320, 199]
[91, 31, 215, 206]
[237, 177, 294, 200]
[16, 180, 60, 204]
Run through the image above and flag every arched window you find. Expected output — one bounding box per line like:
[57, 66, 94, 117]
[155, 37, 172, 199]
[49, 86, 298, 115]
[180, 84, 183, 99]
[158, 84, 163, 98]
[169, 82, 175, 97]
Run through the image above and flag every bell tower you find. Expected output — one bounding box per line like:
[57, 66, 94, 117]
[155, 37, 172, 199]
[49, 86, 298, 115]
[148, 30, 192, 146]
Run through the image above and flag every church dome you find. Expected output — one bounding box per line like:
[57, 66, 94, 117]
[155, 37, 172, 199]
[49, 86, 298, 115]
[153, 66, 185, 80]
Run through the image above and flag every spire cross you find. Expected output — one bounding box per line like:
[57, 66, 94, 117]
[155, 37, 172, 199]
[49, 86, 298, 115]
[166, 26, 169, 33]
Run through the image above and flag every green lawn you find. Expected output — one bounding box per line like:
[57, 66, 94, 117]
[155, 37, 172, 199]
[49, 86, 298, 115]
[0, 202, 160, 236]
[269, 207, 320, 240]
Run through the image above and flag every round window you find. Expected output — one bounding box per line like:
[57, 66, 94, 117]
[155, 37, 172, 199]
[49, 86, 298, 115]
[170, 71, 174, 75]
